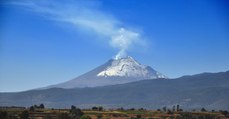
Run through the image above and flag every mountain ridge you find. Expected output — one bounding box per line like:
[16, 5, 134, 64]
[1, 70, 228, 110]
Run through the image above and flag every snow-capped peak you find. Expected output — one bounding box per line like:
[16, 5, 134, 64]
[97, 56, 167, 79]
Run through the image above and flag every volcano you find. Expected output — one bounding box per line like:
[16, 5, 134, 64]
[47, 56, 167, 89]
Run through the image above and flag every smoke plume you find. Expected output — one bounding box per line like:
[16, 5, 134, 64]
[8, 0, 145, 59]
[111, 28, 140, 59]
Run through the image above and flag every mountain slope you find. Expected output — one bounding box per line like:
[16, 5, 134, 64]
[47, 56, 166, 88]
[1, 71, 229, 110]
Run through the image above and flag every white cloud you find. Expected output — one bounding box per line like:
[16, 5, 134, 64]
[9, 0, 146, 59]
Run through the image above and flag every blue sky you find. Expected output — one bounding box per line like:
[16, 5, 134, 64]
[0, 0, 229, 92]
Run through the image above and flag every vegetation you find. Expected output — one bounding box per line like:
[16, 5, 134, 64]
[92, 106, 103, 111]
[80, 115, 92, 119]
[70, 105, 84, 119]
[19, 110, 29, 119]
[0, 104, 229, 119]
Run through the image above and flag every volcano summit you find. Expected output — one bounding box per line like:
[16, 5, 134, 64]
[47, 56, 167, 89]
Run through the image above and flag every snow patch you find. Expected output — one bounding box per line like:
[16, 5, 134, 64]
[97, 56, 167, 79]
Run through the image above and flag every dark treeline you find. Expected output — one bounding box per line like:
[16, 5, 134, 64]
[0, 104, 229, 119]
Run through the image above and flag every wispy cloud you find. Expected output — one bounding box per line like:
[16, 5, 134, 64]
[8, 0, 146, 59]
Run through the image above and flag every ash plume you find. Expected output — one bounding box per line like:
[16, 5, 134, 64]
[7, 0, 146, 58]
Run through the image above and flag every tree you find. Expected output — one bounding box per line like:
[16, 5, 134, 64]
[117, 107, 124, 111]
[176, 105, 180, 112]
[201, 108, 207, 112]
[98, 106, 103, 111]
[167, 109, 173, 114]
[71, 105, 76, 110]
[20, 110, 29, 119]
[220, 110, 229, 116]
[172, 106, 176, 112]
[162, 107, 167, 112]
[39, 104, 45, 109]
[34, 104, 38, 108]
[29, 106, 35, 112]
[70, 105, 84, 119]
[92, 106, 98, 110]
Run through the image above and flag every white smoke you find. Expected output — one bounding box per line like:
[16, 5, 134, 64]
[8, 0, 145, 58]
[114, 49, 126, 60]
[111, 28, 140, 59]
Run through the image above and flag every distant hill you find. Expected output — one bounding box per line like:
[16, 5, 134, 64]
[0, 71, 229, 110]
